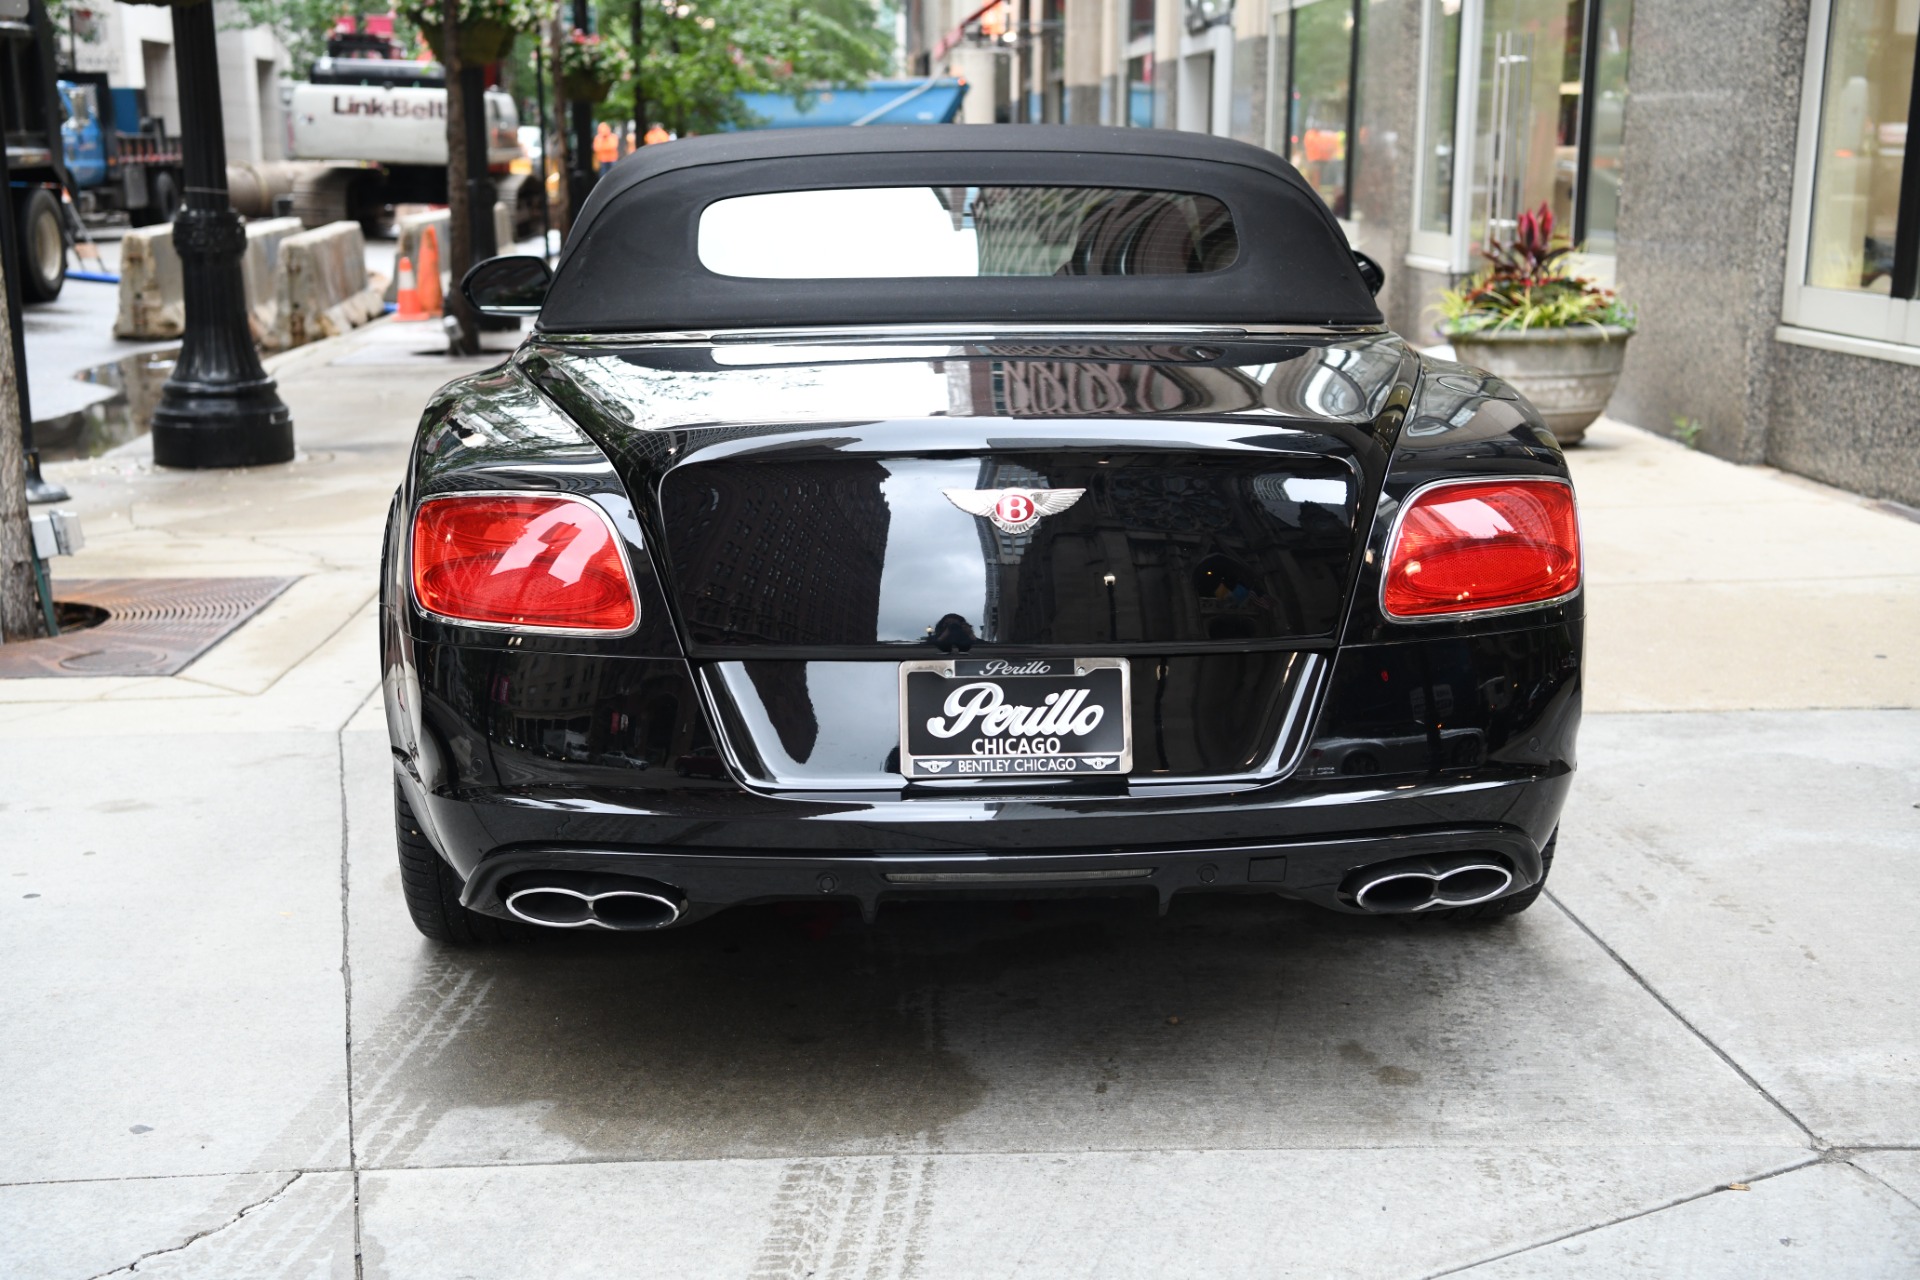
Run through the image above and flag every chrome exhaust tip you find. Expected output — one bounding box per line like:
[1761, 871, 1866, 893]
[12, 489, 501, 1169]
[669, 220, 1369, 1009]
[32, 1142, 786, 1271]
[1345, 856, 1515, 914]
[503, 875, 685, 931]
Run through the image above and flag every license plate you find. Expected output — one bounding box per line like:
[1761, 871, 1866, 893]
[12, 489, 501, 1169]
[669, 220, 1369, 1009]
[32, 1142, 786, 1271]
[898, 657, 1131, 780]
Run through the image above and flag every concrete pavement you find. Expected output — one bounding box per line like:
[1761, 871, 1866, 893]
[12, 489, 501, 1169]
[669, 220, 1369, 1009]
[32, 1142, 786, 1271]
[1, 322, 1917, 1278]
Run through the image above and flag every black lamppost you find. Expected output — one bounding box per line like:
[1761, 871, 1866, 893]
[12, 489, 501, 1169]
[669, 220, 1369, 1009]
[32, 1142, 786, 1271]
[148, 0, 292, 469]
[567, 0, 595, 216]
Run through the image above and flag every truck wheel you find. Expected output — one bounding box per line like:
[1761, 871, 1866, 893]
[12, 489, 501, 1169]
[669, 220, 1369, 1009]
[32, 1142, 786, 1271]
[129, 170, 180, 227]
[17, 189, 66, 303]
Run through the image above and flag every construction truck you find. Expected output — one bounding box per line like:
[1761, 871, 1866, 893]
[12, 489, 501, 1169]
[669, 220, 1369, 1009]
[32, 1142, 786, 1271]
[285, 23, 540, 237]
[1, 0, 184, 301]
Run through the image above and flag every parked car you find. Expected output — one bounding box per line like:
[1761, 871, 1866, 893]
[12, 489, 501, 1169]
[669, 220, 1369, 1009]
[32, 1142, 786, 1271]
[381, 126, 1582, 941]
[673, 746, 724, 779]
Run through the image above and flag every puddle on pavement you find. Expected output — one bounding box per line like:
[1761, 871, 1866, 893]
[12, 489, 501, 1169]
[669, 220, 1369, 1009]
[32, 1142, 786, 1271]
[36, 346, 178, 461]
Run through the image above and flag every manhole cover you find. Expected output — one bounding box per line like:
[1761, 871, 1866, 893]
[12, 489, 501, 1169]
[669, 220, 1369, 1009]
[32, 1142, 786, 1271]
[0, 578, 298, 678]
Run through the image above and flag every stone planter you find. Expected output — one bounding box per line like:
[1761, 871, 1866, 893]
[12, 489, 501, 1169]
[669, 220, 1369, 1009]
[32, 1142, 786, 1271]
[1445, 324, 1633, 447]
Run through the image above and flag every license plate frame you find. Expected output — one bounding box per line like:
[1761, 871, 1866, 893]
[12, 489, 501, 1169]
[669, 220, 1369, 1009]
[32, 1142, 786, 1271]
[897, 656, 1131, 781]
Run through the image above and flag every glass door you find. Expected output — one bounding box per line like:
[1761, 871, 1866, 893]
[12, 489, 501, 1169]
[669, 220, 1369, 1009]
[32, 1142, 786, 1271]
[1411, 0, 1633, 271]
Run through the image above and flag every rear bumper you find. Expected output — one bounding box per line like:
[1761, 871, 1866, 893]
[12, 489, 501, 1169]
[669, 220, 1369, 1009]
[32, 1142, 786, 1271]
[400, 766, 1568, 925]
[387, 614, 1581, 927]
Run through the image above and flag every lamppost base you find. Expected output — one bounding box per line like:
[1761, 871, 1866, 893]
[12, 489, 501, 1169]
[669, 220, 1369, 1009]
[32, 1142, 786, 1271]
[151, 378, 296, 469]
[25, 475, 71, 505]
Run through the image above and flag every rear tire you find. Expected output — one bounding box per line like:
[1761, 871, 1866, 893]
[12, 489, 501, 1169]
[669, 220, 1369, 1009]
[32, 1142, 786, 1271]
[394, 781, 523, 944]
[17, 189, 66, 303]
[132, 170, 181, 227]
[1422, 832, 1557, 923]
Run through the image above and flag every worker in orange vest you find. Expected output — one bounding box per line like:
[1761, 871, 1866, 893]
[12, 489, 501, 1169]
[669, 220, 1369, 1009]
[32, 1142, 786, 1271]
[643, 123, 671, 146]
[592, 121, 618, 171]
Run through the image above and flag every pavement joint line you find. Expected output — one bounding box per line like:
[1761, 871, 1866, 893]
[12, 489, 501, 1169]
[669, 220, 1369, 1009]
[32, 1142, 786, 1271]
[336, 731, 366, 1280]
[78, 1170, 304, 1280]
[1545, 889, 1824, 1147]
[1838, 1152, 1920, 1216]
[340, 1144, 1820, 1178]
[1418, 1155, 1824, 1278]
[0, 1167, 349, 1189]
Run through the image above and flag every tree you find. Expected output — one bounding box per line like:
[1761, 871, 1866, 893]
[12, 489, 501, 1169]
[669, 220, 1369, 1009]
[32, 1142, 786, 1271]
[0, 245, 44, 642]
[602, 0, 892, 138]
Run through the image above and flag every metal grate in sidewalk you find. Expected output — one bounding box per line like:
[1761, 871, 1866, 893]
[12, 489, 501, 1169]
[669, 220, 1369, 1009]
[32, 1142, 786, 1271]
[0, 577, 298, 678]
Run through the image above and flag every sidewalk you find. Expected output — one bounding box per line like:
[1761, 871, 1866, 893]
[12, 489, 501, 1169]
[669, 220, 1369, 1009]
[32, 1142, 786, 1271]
[2, 329, 1917, 1278]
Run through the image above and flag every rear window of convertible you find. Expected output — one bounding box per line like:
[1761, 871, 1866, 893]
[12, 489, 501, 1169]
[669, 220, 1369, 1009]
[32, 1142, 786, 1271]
[697, 185, 1239, 279]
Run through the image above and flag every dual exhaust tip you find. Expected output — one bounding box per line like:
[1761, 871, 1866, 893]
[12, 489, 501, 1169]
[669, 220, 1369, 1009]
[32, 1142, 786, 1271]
[503, 873, 684, 931]
[1342, 855, 1515, 914]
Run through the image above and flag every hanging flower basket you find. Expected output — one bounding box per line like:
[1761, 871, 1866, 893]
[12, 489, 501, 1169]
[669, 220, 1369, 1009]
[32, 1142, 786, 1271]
[559, 29, 632, 105]
[413, 18, 517, 64]
[400, 0, 548, 65]
[562, 70, 612, 103]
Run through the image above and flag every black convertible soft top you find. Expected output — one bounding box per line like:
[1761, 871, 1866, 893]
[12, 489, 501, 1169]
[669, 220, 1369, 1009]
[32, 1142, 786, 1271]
[539, 125, 1383, 333]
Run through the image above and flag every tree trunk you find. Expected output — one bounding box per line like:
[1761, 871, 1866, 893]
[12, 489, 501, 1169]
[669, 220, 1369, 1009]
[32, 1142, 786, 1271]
[442, 0, 480, 355]
[0, 245, 44, 642]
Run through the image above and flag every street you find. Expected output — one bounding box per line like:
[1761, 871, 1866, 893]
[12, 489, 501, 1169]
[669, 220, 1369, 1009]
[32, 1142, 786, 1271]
[1, 316, 1916, 1278]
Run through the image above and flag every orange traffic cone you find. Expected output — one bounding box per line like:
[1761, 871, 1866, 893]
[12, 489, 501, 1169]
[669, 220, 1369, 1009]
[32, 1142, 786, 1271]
[417, 225, 445, 318]
[395, 255, 425, 320]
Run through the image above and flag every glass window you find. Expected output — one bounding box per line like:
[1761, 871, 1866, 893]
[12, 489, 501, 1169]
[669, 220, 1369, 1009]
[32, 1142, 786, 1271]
[698, 187, 1239, 279]
[1807, 0, 1916, 294]
[1265, 4, 1292, 154]
[1417, 0, 1463, 236]
[1578, 0, 1633, 253]
[1289, 0, 1358, 217]
[1265, 0, 1361, 217]
[1130, 0, 1156, 42]
[1127, 53, 1156, 127]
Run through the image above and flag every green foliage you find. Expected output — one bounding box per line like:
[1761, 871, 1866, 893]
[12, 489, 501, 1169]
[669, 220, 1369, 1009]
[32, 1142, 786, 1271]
[1671, 416, 1704, 449]
[599, 0, 893, 136]
[1437, 202, 1637, 337]
[560, 28, 634, 83]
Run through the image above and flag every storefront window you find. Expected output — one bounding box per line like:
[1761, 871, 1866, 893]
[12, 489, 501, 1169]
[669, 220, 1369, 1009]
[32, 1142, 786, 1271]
[1127, 54, 1156, 127]
[1130, 0, 1157, 42]
[1265, 0, 1362, 219]
[1265, 5, 1292, 155]
[1417, 0, 1463, 237]
[1806, 0, 1915, 293]
[1125, 0, 1157, 127]
[1413, 0, 1632, 267]
[1578, 0, 1632, 253]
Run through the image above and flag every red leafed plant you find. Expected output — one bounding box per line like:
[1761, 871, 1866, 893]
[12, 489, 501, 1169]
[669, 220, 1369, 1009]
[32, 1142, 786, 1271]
[1438, 202, 1634, 336]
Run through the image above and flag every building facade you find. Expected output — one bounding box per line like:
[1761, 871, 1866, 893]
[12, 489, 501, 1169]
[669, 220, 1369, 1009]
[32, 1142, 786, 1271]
[905, 0, 1920, 507]
[65, 0, 291, 165]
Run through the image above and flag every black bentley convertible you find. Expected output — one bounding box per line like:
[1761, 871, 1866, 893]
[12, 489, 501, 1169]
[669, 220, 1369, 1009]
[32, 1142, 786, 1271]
[382, 126, 1581, 941]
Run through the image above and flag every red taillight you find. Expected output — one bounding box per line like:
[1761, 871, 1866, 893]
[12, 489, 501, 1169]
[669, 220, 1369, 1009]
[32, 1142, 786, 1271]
[1382, 479, 1581, 618]
[411, 494, 637, 632]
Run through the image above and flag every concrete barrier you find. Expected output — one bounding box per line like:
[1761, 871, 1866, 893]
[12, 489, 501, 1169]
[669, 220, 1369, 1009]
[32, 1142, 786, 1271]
[117, 217, 315, 342]
[241, 217, 305, 342]
[114, 225, 183, 340]
[267, 221, 386, 351]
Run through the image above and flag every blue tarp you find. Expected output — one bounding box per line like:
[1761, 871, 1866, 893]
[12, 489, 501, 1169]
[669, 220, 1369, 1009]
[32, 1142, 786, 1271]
[731, 79, 968, 129]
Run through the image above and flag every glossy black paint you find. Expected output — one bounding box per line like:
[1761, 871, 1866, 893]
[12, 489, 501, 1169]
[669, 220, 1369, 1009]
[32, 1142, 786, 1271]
[381, 331, 1581, 926]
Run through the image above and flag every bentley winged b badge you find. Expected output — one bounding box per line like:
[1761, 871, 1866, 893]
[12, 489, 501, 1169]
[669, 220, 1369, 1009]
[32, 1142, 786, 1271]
[942, 487, 1086, 535]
